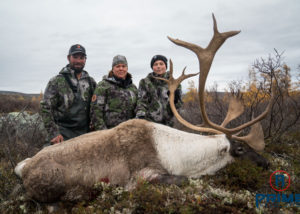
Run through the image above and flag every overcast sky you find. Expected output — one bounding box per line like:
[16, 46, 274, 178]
[0, 0, 299, 93]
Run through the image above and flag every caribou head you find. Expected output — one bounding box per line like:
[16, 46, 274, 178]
[14, 14, 272, 203]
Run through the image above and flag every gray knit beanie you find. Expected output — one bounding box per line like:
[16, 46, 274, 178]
[112, 55, 128, 67]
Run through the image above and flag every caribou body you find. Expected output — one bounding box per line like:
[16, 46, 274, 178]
[15, 119, 268, 202]
[15, 14, 273, 202]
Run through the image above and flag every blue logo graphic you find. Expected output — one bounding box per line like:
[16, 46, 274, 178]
[255, 170, 300, 208]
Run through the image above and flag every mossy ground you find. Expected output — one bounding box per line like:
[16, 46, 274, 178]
[1, 133, 299, 214]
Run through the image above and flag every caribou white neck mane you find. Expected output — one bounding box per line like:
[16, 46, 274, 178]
[15, 14, 273, 203]
[15, 120, 232, 181]
[151, 123, 233, 177]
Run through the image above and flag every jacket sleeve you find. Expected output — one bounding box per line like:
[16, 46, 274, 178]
[89, 77, 97, 94]
[90, 81, 108, 130]
[135, 79, 149, 119]
[40, 78, 60, 140]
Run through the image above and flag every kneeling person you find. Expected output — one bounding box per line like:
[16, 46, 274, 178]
[40, 44, 96, 144]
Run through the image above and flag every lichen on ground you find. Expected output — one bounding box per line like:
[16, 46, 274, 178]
[0, 132, 299, 214]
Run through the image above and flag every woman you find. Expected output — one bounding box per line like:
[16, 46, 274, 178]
[136, 55, 182, 126]
[90, 55, 138, 130]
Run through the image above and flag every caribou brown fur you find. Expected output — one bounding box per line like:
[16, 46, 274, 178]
[17, 120, 167, 202]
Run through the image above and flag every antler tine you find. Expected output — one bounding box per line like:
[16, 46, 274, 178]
[212, 13, 219, 34]
[232, 122, 265, 152]
[211, 14, 241, 45]
[230, 83, 276, 151]
[178, 66, 200, 83]
[224, 86, 275, 134]
[153, 59, 199, 92]
[221, 96, 245, 128]
[167, 36, 204, 54]
[155, 59, 219, 134]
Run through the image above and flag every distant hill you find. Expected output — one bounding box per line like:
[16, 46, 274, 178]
[0, 91, 39, 99]
[0, 91, 41, 113]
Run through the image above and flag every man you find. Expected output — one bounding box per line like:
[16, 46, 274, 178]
[40, 44, 96, 144]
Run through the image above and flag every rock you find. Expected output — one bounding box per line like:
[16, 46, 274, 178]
[0, 111, 47, 143]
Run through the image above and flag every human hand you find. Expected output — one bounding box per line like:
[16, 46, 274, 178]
[51, 134, 64, 144]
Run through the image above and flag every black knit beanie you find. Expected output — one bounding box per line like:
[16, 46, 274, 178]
[150, 55, 168, 69]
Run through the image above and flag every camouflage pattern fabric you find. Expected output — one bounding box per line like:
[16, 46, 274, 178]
[90, 71, 138, 130]
[136, 72, 182, 126]
[40, 65, 96, 141]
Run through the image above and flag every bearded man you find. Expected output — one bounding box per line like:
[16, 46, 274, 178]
[40, 44, 96, 144]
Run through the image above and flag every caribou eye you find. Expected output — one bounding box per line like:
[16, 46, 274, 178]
[236, 146, 244, 155]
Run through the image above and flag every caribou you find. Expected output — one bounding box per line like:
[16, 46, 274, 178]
[15, 14, 273, 202]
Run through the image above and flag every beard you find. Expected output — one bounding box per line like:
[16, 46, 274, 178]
[70, 64, 84, 74]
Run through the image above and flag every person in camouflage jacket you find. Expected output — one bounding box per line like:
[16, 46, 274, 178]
[40, 44, 96, 144]
[90, 55, 138, 130]
[136, 55, 182, 126]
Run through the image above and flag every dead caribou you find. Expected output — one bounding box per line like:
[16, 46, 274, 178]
[15, 14, 273, 202]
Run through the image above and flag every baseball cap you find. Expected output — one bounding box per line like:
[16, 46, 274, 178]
[68, 44, 86, 56]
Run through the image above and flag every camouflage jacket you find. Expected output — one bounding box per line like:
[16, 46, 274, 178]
[90, 71, 138, 130]
[136, 72, 182, 126]
[40, 65, 96, 140]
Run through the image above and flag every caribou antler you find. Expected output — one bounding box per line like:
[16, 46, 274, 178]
[156, 60, 222, 134]
[166, 14, 274, 151]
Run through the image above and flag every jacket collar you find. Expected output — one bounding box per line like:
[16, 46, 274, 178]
[104, 70, 133, 88]
[59, 64, 89, 79]
[148, 71, 170, 81]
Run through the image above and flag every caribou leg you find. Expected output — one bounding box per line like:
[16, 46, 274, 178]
[149, 174, 188, 186]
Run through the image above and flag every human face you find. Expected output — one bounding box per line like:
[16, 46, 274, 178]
[152, 60, 166, 75]
[67, 53, 86, 72]
[112, 64, 128, 79]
